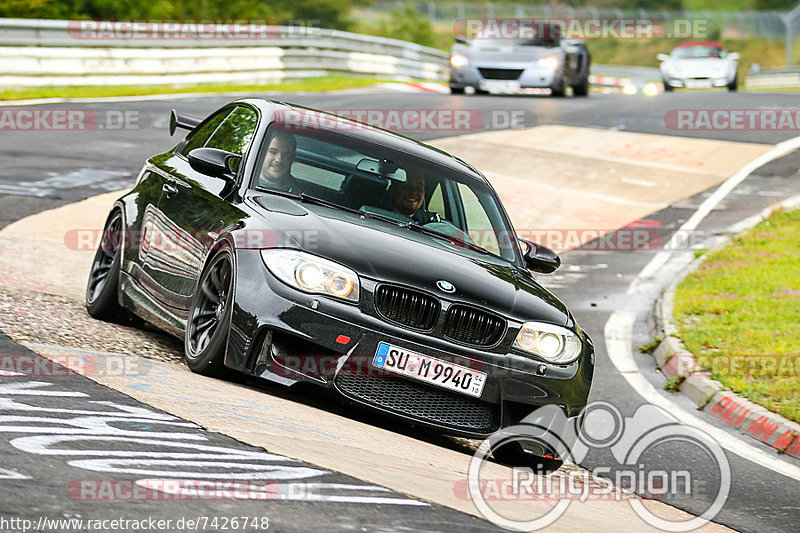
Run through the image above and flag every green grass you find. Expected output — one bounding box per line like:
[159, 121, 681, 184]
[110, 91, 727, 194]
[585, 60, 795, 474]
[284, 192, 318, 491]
[0, 76, 391, 101]
[673, 208, 800, 423]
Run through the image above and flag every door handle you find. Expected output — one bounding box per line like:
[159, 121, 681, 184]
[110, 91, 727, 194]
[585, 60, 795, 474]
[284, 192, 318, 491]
[162, 182, 179, 197]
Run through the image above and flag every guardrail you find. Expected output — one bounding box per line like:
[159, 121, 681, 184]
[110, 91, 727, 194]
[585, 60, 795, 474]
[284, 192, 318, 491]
[745, 67, 800, 88]
[0, 18, 449, 87]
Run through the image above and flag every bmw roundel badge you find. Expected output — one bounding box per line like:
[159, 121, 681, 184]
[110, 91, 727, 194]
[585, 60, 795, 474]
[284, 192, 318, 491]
[436, 280, 456, 293]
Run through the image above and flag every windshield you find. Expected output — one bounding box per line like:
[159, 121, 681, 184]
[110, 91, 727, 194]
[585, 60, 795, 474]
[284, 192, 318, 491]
[251, 123, 519, 263]
[672, 46, 725, 59]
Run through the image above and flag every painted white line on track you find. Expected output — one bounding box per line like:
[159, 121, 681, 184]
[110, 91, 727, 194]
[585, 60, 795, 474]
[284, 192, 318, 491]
[604, 134, 800, 482]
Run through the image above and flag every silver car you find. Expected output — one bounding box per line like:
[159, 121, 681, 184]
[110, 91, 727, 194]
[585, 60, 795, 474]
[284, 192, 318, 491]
[658, 41, 739, 92]
[449, 34, 591, 97]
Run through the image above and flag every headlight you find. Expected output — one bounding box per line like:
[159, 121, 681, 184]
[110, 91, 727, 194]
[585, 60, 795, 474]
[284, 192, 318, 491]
[513, 322, 582, 363]
[643, 83, 658, 96]
[537, 56, 558, 70]
[261, 249, 360, 303]
[450, 54, 469, 68]
[622, 83, 637, 95]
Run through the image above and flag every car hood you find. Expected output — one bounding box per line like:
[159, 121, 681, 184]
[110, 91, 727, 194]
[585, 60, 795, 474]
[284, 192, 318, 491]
[667, 58, 731, 77]
[462, 45, 561, 66]
[246, 196, 570, 326]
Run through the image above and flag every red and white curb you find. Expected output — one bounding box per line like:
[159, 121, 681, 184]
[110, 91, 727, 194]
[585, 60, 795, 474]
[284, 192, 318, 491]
[377, 82, 450, 93]
[652, 194, 800, 460]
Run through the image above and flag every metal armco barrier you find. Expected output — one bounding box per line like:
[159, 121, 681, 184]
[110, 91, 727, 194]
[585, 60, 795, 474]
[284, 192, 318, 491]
[0, 18, 449, 87]
[745, 67, 800, 88]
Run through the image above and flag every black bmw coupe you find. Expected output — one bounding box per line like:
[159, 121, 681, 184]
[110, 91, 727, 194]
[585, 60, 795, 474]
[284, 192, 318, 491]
[86, 98, 593, 465]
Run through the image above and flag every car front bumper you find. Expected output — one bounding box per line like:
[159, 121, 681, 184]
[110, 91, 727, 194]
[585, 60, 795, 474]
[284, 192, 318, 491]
[450, 65, 560, 90]
[226, 251, 594, 439]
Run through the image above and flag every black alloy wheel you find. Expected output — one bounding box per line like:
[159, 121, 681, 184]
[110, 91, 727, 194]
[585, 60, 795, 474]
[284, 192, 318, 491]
[86, 210, 125, 320]
[185, 248, 234, 376]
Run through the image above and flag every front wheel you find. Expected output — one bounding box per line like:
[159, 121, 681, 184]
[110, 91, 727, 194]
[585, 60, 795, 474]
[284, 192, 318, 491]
[728, 76, 738, 92]
[185, 247, 235, 377]
[86, 210, 126, 321]
[491, 441, 564, 474]
[449, 86, 465, 94]
[572, 77, 590, 97]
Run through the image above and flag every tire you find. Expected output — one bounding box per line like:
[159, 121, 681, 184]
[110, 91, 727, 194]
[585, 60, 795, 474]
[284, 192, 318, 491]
[449, 86, 465, 94]
[86, 210, 126, 321]
[728, 76, 738, 92]
[663, 80, 674, 92]
[491, 440, 564, 474]
[572, 77, 589, 97]
[550, 72, 567, 97]
[185, 247, 235, 377]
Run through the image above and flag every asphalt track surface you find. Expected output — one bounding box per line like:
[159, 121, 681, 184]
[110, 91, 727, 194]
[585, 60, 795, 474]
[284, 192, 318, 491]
[1, 89, 799, 532]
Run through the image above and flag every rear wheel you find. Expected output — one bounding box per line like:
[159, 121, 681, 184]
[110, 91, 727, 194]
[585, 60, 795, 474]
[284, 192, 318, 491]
[728, 76, 738, 92]
[86, 210, 126, 321]
[185, 247, 235, 377]
[449, 86, 465, 94]
[663, 80, 674, 92]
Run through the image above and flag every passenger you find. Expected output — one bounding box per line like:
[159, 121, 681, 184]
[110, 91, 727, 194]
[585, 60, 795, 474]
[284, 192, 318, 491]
[260, 132, 301, 193]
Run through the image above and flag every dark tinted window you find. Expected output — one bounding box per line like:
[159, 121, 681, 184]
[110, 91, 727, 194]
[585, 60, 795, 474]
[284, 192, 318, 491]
[206, 106, 259, 155]
[181, 108, 232, 155]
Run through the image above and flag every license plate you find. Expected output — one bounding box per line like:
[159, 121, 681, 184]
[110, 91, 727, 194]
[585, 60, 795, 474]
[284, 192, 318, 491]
[479, 80, 521, 93]
[372, 341, 486, 398]
[686, 79, 712, 88]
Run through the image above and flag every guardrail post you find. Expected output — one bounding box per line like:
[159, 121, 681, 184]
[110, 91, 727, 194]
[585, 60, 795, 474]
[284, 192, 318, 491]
[783, 3, 800, 65]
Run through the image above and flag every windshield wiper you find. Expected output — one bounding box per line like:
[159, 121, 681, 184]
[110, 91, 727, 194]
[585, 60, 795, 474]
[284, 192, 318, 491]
[404, 223, 496, 257]
[298, 193, 364, 216]
[292, 194, 500, 258]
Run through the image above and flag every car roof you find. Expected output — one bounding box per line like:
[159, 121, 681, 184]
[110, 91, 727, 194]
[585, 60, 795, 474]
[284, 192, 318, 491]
[674, 41, 724, 49]
[239, 98, 489, 185]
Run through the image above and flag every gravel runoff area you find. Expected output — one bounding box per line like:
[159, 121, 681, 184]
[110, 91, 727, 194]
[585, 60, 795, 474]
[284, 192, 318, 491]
[0, 284, 184, 363]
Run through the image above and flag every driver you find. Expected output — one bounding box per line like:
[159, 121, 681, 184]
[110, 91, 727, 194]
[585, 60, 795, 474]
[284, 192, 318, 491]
[259, 132, 301, 193]
[390, 171, 426, 218]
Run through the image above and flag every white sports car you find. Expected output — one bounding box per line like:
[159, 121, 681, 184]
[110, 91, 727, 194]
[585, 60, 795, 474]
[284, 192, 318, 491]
[658, 41, 739, 92]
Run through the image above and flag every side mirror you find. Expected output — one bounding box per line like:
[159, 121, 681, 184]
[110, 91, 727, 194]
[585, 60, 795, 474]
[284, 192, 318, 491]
[519, 238, 561, 273]
[656, 53, 670, 62]
[187, 147, 239, 181]
[727, 52, 740, 61]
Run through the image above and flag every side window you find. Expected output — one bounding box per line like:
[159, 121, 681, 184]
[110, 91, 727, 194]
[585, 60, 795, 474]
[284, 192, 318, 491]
[205, 106, 259, 156]
[180, 108, 232, 155]
[457, 183, 500, 254]
[428, 182, 445, 218]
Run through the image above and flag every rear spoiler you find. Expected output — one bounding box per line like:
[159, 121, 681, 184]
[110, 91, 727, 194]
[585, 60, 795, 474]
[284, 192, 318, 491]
[169, 109, 202, 136]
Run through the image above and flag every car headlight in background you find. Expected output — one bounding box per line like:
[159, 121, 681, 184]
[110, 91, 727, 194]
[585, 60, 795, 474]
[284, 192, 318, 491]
[622, 83, 637, 95]
[537, 56, 559, 70]
[450, 54, 469, 68]
[643, 83, 658, 96]
[261, 249, 360, 303]
[513, 322, 582, 363]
